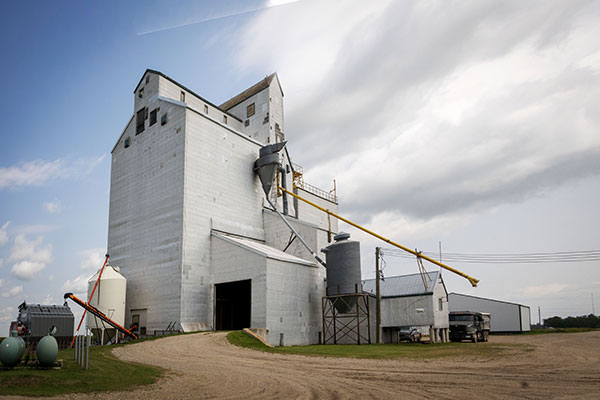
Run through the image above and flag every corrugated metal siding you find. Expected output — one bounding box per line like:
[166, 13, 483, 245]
[448, 293, 530, 332]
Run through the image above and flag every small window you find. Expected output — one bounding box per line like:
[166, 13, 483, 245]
[138, 88, 144, 98]
[439, 298, 443, 311]
[223, 115, 227, 124]
[145, 75, 150, 84]
[204, 104, 208, 114]
[136, 107, 146, 134]
[245, 119, 249, 127]
[124, 137, 131, 148]
[180, 91, 185, 102]
[247, 103, 255, 117]
[161, 113, 168, 126]
[150, 108, 159, 126]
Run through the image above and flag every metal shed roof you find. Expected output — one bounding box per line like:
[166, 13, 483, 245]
[212, 232, 315, 267]
[362, 271, 440, 298]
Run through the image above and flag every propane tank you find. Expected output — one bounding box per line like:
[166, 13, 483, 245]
[0, 330, 26, 367]
[37, 335, 58, 367]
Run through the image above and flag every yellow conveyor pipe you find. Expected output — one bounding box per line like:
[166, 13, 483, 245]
[279, 186, 479, 287]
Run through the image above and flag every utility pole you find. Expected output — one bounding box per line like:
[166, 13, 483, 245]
[439, 241, 442, 263]
[592, 292, 595, 315]
[538, 306, 541, 326]
[375, 247, 381, 344]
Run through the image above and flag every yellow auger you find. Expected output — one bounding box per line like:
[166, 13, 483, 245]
[278, 186, 479, 287]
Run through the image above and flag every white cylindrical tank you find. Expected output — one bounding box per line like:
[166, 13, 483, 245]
[86, 265, 126, 344]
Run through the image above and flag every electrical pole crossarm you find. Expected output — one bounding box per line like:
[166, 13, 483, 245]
[279, 186, 479, 287]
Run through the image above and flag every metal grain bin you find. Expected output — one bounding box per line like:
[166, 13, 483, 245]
[322, 232, 362, 313]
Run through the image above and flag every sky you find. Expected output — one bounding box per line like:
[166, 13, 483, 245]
[0, 0, 599, 334]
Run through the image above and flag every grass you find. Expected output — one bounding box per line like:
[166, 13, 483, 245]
[227, 331, 532, 360]
[522, 327, 599, 335]
[0, 343, 163, 397]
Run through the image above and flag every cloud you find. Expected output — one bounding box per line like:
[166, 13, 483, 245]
[40, 294, 55, 305]
[0, 154, 107, 190]
[0, 279, 3, 287]
[12, 225, 59, 235]
[521, 283, 571, 298]
[62, 273, 91, 295]
[9, 234, 53, 280]
[0, 221, 9, 246]
[2, 285, 23, 298]
[0, 306, 16, 321]
[62, 248, 104, 296]
[43, 199, 63, 214]
[234, 0, 600, 223]
[79, 248, 106, 271]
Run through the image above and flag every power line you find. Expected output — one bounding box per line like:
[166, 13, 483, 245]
[379, 248, 600, 264]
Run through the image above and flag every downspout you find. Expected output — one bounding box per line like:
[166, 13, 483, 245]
[278, 166, 289, 215]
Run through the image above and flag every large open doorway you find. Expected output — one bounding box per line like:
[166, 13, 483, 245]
[215, 279, 251, 330]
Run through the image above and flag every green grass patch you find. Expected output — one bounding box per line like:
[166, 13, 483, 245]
[0, 344, 163, 397]
[522, 327, 599, 335]
[227, 331, 531, 360]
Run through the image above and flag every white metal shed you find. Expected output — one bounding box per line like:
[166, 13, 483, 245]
[448, 293, 531, 332]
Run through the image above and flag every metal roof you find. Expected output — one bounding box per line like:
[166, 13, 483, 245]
[362, 271, 440, 298]
[212, 232, 315, 267]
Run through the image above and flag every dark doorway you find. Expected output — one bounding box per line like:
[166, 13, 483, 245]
[215, 279, 251, 330]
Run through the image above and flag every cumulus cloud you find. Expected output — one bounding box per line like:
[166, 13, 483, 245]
[9, 234, 53, 280]
[43, 199, 63, 214]
[0, 306, 16, 321]
[0, 221, 9, 246]
[62, 248, 104, 296]
[0, 154, 107, 190]
[62, 274, 90, 295]
[79, 248, 106, 271]
[234, 0, 600, 227]
[2, 285, 23, 298]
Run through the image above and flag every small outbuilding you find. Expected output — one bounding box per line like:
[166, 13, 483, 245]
[363, 271, 449, 343]
[448, 293, 531, 333]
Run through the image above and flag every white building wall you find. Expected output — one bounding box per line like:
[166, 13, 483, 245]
[432, 276, 449, 329]
[108, 97, 186, 333]
[448, 293, 530, 332]
[226, 87, 271, 144]
[520, 305, 531, 332]
[380, 295, 436, 328]
[210, 236, 267, 329]
[181, 109, 266, 329]
[265, 259, 324, 346]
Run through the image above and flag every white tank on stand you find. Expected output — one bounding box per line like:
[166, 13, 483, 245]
[85, 265, 127, 345]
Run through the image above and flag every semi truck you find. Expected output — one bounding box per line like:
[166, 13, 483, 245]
[449, 311, 490, 342]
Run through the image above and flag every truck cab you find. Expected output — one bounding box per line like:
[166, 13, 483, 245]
[449, 311, 490, 342]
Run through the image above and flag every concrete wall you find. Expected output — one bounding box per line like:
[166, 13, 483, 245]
[448, 293, 531, 332]
[108, 96, 186, 333]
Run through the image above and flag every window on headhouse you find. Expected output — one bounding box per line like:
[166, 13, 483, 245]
[124, 137, 131, 148]
[180, 91, 185, 102]
[439, 298, 443, 311]
[136, 107, 146, 134]
[247, 103, 255, 117]
[161, 113, 168, 126]
[204, 104, 208, 114]
[138, 88, 144, 98]
[146, 75, 150, 84]
[223, 115, 227, 124]
[150, 108, 159, 126]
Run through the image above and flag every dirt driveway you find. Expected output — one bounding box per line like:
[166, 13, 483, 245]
[11, 331, 600, 399]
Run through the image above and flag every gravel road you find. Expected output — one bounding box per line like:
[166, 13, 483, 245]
[5, 330, 600, 399]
